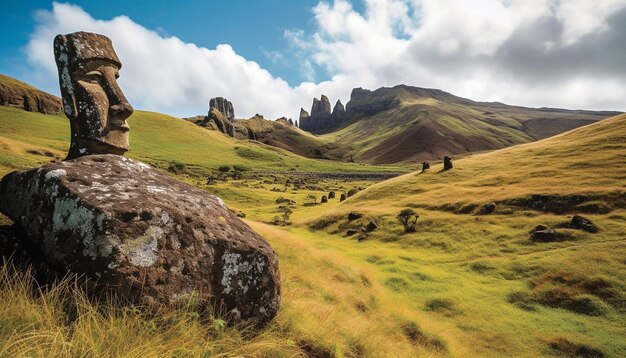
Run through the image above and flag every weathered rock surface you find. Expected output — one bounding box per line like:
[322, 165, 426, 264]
[0, 74, 62, 115]
[209, 97, 235, 119]
[0, 154, 280, 326]
[569, 215, 599, 233]
[530, 228, 558, 242]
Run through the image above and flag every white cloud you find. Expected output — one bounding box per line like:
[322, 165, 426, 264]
[26, 2, 323, 119]
[297, 0, 626, 111]
[25, 0, 626, 122]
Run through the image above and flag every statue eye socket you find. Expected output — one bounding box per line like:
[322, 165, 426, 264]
[84, 70, 103, 83]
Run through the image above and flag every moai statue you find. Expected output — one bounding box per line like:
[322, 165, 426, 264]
[54, 32, 133, 160]
[443, 156, 453, 170]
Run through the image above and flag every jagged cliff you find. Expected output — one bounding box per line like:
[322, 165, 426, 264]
[299, 95, 347, 133]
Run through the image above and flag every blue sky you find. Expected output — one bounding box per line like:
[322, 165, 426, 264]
[0, 0, 326, 86]
[1, 1, 625, 119]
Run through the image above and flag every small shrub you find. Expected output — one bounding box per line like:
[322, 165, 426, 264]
[347, 188, 359, 197]
[401, 322, 447, 352]
[397, 208, 419, 232]
[385, 277, 409, 292]
[218, 165, 231, 173]
[167, 162, 186, 174]
[424, 298, 460, 316]
[233, 164, 250, 172]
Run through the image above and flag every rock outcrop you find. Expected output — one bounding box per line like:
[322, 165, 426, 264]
[0, 154, 280, 326]
[299, 95, 348, 133]
[209, 97, 235, 119]
[0, 74, 62, 115]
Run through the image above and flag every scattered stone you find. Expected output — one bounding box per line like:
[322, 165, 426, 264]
[365, 221, 378, 232]
[328, 191, 335, 199]
[357, 235, 367, 242]
[570, 215, 599, 233]
[348, 212, 363, 221]
[443, 156, 453, 170]
[340, 193, 346, 202]
[0, 155, 280, 327]
[421, 161, 430, 172]
[530, 228, 558, 242]
[236, 211, 246, 218]
[346, 229, 359, 236]
[532, 225, 549, 232]
[483, 202, 497, 214]
[320, 196, 328, 203]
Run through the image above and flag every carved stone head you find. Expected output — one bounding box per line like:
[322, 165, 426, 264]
[54, 32, 133, 160]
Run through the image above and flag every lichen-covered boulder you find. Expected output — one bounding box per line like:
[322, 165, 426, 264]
[0, 154, 280, 327]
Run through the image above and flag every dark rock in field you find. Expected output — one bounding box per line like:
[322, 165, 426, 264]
[357, 235, 367, 242]
[328, 191, 335, 199]
[320, 196, 328, 203]
[236, 211, 246, 218]
[209, 97, 235, 119]
[482, 202, 497, 214]
[348, 212, 363, 221]
[530, 228, 558, 242]
[569, 215, 598, 233]
[346, 229, 359, 236]
[532, 225, 549, 232]
[288, 118, 294, 126]
[421, 161, 430, 172]
[340, 193, 346, 202]
[443, 156, 453, 170]
[0, 154, 280, 327]
[365, 221, 378, 232]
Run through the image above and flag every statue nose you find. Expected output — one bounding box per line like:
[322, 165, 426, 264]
[105, 74, 134, 119]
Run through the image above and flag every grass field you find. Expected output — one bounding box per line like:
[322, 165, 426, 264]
[1, 106, 625, 357]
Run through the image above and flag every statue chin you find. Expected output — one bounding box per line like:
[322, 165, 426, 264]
[67, 136, 128, 160]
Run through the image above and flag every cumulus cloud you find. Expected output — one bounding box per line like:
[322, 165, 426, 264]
[294, 0, 626, 111]
[25, 1, 626, 121]
[26, 2, 322, 119]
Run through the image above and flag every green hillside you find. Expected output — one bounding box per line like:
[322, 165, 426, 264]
[304, 113, 626, 356]
[0, 78, 624, 357]
[0, 106, 406, 178]
[316, 85, 618, 164]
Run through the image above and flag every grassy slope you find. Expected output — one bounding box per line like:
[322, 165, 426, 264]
[318, 86, 614, 164]
[0, 106, 407, 178]
[1, 105, 625, 357]
[305, 113, 626, 357]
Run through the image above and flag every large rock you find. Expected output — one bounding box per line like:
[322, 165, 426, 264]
[0, 154, 280, 326]
[209, 97, 235, 119]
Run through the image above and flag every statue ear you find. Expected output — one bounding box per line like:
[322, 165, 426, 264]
[53, 34, 77, 119]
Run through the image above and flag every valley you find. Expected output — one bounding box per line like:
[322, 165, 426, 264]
[0, 75, 625, 357]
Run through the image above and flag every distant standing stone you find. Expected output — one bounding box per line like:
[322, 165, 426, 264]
[421, 161, 430, 172]
[443, 156, 453, 170]
[340, 193, 346, 202]
[321, 196, 328, 203]
[328, 191, 335, 199]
